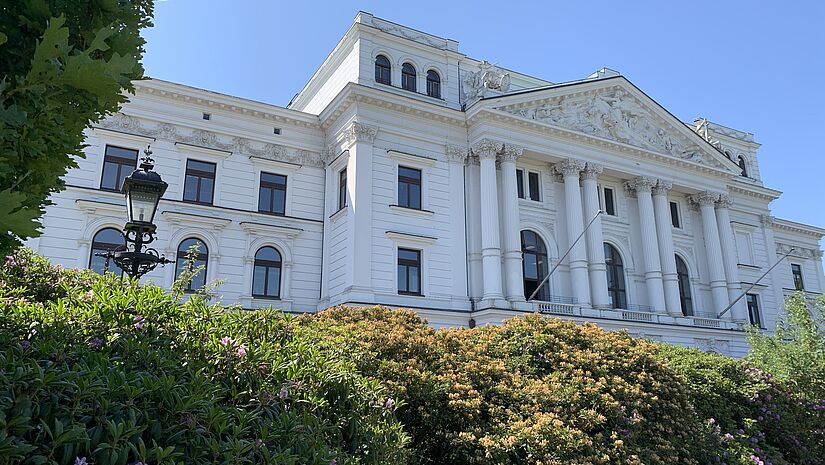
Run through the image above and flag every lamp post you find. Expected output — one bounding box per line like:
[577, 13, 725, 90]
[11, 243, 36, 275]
[97, 146, 172, 278]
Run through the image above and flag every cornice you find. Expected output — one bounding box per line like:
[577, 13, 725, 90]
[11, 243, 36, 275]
[728, 180, 781, 202]
[161, 211, 232, 229]
[239, 221, 303, 238]
[134, 79, 320, 129]
[772, 218, 825, 238]
[468, 109, 735, 180]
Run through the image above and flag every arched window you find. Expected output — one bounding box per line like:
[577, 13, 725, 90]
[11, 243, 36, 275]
[426, 69, 441, 98]
[738, 156, 748, 177]
[89, 228, 125, 276]
[401, 62, 416, 91]
[604, 243, 627, 309]
[375, 55, 391, 85]
[252, 246, 282, 299]
[175, 238, 208, 292]
[521, 231, 550, 301]
[675, 255, 693, 316]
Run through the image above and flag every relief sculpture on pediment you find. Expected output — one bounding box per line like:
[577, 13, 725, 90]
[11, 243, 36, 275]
[504, 89, 722, 168]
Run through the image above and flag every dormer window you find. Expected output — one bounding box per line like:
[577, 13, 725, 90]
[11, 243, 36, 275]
[401, 63, 417, 92]
[738, 156, 748, 177]
[375, 55, 391, 85]
[426, 70, 441, 98]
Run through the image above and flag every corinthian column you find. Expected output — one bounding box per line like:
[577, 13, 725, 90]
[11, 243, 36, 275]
[555, 158, 590, 306]
[580, 163, 609, 308]
[691, 191, 729, 315]
[651, 181, 682, 316]
[715, 194, 747, 322]
[626, 176, 666, 312]
[499, 144, 525, 302]
[473, 139, 504, 301]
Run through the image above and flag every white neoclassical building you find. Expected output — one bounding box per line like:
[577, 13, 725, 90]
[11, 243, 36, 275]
[29, 12, 825, 357]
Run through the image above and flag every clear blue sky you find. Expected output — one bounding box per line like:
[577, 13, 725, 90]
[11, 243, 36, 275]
[144, 0, 824, 230]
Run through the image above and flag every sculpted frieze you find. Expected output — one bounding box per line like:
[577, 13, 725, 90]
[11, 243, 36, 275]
[501, 89, 724, 168]
[463, 61, 511, 100]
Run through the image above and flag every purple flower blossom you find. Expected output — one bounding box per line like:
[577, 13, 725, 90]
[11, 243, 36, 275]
[89, 338, 104, 350]
[220, 336, 233, 346]
[74, 457, 89, 465]
[255, 439, 265, 448]
[330, 459, 338, 465]
[19, 340, 31, 351]
[133, 315, 146, 330]
[235, 345, 247, 358]
[278, 387, 289, 399]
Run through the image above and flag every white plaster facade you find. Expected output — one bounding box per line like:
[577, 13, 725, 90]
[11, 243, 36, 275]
[29, 12, 825, 357]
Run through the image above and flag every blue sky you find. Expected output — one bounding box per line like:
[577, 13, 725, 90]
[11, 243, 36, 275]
[144, 0, 824, 229]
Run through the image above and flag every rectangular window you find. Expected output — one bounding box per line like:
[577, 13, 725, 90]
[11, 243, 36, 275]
[397, 248, 421, 295]
[528, 172, 540, 201]
[670, 201, 681, 228]
[183, 159, 216, 205]
[746, 293, 762, 328]
[257, 172, 287, 215]
[338, 168, 347, 210]
[791, 264, 805, 290]
[516, 169, 525, 199]
[100, 145, 139, 191]
[603, 187, 616, 216]
[397, 166, 422, 209]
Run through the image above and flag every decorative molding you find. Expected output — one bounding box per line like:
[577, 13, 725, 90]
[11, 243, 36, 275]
[471, 138, 503, 161]
[695, 337, 731, 355]
[715, 193, 733, 209]
[387, 150, 436, 167]
[688, 191, 721, 208]
[651, 180, 672, 196]
[497, 87, 728, 169]
[342, 121, 378, 144]
[624, 176, 656, 194]
[553, 158, 586, 177]
[75, 199, 125, 215]
[500, 143, 524, 162]
[239, 221, 303, 238]
[776, 242, 821, 260]
[97, 113, 324, 168]
[445, 144, 469, 164]
[760, 214, 775, 227]
[385, 230, 438, 246]
[463, 61, 511, 101]
[580, 162, 603, 180]
[161, 211, 232, 229]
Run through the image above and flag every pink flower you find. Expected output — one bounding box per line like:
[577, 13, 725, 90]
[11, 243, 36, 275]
[220, 336, 233, 346]
[278, 387, 289, 399]
[235, 345, 247, 358]
[133, 315, 146, 330]
[74, 458, 89, 465]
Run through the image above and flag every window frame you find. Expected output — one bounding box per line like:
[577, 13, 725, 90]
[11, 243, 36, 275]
[401, 62, 417, 92]
[791, 263, 805, 291]
[257, 171, 287, 216]
[746, 293, 763, 328]
[527, 171, 541, 202]
[426, 69, 441, 98]
[675, 255, 693, 316]
[738, 155, 748, 177]
[602, 186, 617, 216]
[604, 243, 627, 309]
[252, 246, 282, 299]
[89, 228, 126, 276]
[375, 55, 391, 85]
[516, 169, 525, 199]
[670, 201, 681, 229]
[397, 165, 423, 210]
[521, 230, 549, 301]
[100, 145, 139, 192]
[397, 247, 422, 296]
[338, 168, 348, 211]
[183, 159, 217, 205]
[175, 238, 209, 293]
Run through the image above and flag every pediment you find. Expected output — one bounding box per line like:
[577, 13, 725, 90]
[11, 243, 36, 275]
[490, 78, 740, 173]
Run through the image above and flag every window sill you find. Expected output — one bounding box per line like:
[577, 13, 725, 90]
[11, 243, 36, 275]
[329, 206, 347, 223]
[389, 204, 433, 217]
[374, 82, 447, 105]
[182, 199, 215, 207]
[252, 295, 281, 301]
[398, 292, 425, 298]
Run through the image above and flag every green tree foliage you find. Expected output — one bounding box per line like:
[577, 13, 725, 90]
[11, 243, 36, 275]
[747, 294, 825, 401]
[0, 0, 154, 253]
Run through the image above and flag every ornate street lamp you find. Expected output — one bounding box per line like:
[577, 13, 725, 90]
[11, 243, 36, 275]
[97, 146, 172, 278]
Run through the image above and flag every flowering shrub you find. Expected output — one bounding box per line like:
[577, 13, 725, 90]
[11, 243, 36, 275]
[0, 249, 408, 465]
[658, 345, 825, 465]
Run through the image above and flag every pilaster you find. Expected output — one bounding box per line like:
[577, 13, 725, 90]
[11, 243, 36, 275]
[343, 121, 377, 299]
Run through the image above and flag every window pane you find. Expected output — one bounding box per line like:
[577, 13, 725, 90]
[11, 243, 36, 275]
[101, 162, 120, 190]
[253, 266, 266, 295]
[267, 267, 281, 297]
[523, 254, 538, 279]
[191, 259, 207, 289]
[256, 246, 281, 262]
[184, 175, 199, 201]
[199, 178, 214, 204]
[604, 188, 616, 215]
[261, 172, 286, 186]
[670, 202, 680, 228]
[107, 146, 139, 161]
[409, 266, 420, 293]
[188, 160, 216, 174]
[528, 172, 540, 201]
[516, 170, 524, 199]
[409, 184, 421, 209]
[398, 265, 407, 293]
[398, 182, 409, 207]
[399, 249, 418, 261]
[272, 189, 285, 214]
[258, 187, 271, 212]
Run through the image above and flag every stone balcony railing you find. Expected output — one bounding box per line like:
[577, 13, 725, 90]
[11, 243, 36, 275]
[530, 300, 743, 331]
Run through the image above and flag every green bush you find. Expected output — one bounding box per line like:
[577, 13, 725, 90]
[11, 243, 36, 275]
[0, 248, 408, 465]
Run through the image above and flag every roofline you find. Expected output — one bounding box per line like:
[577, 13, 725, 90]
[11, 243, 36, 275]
[773, 218, 825, 238]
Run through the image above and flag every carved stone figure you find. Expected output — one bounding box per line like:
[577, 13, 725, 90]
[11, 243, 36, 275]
[463, 61, 511, 100]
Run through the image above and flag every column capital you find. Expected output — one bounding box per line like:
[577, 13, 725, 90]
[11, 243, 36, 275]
[445, 144, 469, 164]
[471, 138, 503, 161]
[554, 158, 586, 177]
[760, 214, 775, 226]
[580, 162, 603, 180]
[624, 176, 657, 194]
[689, 191, 721, 207]
[500, 143, 524, 162]
[342, 121, 378, 144]
[715, 193, 733, 209]
[651, 180, 673, 196]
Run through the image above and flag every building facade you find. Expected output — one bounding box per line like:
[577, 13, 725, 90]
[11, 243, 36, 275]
[29, 12, 825, 357]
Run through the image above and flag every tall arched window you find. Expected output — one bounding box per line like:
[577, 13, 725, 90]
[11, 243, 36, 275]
[401, 63, 417, 91]
[738, 156, 748, 177]
[521, 231, 549, 301]
[604, 243, 627, 309]
[89, 228, 125, 276]
[426, 69, 441, 98]
[675, 255, 694, 316]
[175, 238, 208, 292]
[252, 246, 282, 299]
[375, 55, 391, 85]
